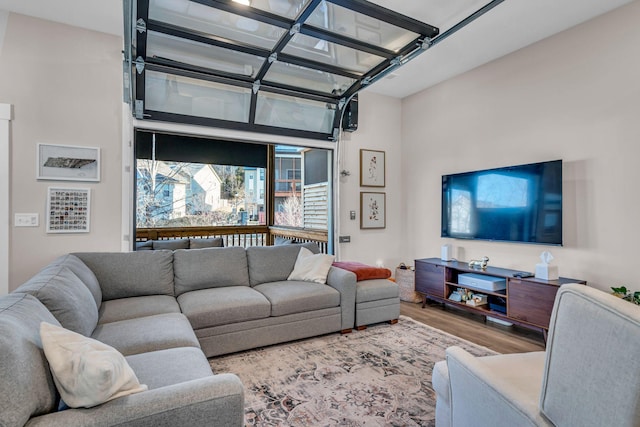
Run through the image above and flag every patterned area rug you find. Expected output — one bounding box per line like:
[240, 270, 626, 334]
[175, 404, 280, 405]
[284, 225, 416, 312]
[209, 316, 496, 426]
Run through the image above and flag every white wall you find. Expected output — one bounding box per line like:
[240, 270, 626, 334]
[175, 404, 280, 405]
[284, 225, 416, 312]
[401, 1, 640, 291]
[0, 13, 123, 290]
[336, 92, 406, 271]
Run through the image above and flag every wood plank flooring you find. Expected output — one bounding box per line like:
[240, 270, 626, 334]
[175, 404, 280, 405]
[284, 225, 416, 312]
[400, 300, 546, 354]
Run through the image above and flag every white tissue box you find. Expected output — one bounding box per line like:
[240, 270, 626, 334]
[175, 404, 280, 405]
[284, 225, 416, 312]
[535, 263, 559, 280]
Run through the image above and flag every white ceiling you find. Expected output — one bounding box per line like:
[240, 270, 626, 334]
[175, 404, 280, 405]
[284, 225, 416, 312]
[0, 0, 634, 98]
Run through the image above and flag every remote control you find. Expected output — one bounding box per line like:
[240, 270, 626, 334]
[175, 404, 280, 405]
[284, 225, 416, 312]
[513, 272, 534, 278]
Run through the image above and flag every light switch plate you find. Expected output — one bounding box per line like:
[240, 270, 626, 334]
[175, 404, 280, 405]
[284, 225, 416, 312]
[349, 211, 356, 220]
[15, 213, 39, 227]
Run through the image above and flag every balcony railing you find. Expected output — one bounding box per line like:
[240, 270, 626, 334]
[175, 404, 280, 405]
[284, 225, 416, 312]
[136, 225, 328, 253]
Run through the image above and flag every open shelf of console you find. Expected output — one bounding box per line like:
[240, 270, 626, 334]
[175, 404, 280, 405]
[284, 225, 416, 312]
[414, 258, 586, 337]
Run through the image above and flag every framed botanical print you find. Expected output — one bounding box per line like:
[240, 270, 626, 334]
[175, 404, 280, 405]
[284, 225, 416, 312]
[360, 149, 385, 187]
[360, 192, 386, 229]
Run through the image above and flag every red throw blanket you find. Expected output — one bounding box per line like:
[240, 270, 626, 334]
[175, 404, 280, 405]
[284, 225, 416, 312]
[332, 261, 392, 281]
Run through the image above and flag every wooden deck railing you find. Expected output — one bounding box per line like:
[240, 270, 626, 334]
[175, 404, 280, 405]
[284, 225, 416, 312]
[269, 226, 329, 253]
[136, 225, 328, 253]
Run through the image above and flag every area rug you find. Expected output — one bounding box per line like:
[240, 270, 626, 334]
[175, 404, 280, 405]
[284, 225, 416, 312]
[209, 316, 496, 426]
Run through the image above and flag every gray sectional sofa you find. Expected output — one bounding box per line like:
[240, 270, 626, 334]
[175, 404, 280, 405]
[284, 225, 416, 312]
[0, 242, 357, 427]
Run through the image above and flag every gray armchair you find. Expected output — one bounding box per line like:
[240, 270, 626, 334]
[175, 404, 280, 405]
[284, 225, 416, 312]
[432, 283, 640, 427]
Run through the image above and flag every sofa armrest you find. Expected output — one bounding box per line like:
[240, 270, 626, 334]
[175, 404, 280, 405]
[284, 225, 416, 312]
[326, 266, 357, 331]
[445, 346, 552, 427]
[25, 374, 244, 427]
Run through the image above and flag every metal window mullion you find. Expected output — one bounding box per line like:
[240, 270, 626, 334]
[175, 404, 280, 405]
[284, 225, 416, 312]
[249, 87, 258, 126]
[147, 20, 271, 59]
[147, 57, 255, 84]
[190, 0, 293, 29]
[299, 25, 394, 59]
[135, 0, 149, 58]
[276, 53, 361, 80]
[144, 110, 334, 140]
[145, 62, 253, 89]
[260, 80, 344, 100]
[134, 0, 150, 115]
[259, 84, 337, 105]
[326, 0, 438, 37]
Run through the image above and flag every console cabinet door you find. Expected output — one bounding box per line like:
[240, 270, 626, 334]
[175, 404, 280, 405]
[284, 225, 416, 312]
[415, 262, 445, 298]
[508, 279, 559, 329]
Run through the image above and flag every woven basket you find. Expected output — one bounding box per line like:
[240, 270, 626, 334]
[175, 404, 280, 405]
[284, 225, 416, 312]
[395, 268, 422, 303]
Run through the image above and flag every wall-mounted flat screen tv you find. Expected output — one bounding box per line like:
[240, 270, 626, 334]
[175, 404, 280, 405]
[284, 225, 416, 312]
[441, 160, 562, 245]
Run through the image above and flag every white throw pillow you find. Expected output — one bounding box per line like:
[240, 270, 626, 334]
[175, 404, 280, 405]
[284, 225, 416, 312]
[40, 322, 148, 408]
[287, 247, 335, 284]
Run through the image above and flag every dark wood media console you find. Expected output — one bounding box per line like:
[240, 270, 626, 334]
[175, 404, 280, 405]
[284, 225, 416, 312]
[414, 258, 586, 336]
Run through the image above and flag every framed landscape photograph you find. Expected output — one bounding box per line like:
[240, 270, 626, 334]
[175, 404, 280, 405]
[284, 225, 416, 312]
[46, 187, 91, 233]
[360, 149, 385, 187]
[37, 143, 100, 182]
[360, 192, 386, 229]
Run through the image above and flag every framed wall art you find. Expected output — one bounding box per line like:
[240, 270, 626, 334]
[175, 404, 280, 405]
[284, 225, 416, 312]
[360, 149, 385, 187]
[37, 143, 100, 182]
[46, 187, 91, 233]
[360, 192, 386, 229]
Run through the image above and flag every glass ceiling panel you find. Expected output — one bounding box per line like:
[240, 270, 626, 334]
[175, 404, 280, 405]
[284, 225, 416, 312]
[247, 0, 311, 20]
[255, 91, 334, 134]
[282, 33, 385, 74]
[145, 70, 251, 123]
[130, 0, 479, 139]
[306, 1, 420, 53]
[147, 31, 265, 78]
[149, 0, 286, 50]
[264, 61, 356, 95]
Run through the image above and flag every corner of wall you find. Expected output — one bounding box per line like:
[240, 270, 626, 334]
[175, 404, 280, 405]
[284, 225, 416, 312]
[0, 103, 13, 296]
[0, 11, 8, 57]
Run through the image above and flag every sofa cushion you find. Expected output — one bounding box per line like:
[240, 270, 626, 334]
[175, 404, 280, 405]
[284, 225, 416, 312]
[288, 247, 335, 284]
[74, 251, 175, 300]
[173, 247, 250, 296]
[246, 243, 320, 286]
[51, 254, 102, 309]
[91, 313, 200, 356]
[153, 239, 190, 250]
[254, 280, 340, 317]
[189, 237, 224, 249]
[14, 264, 99, 336]
[98, 295, 181, 324]
[40, 322, 147, 408]
[356, 279, 399, 303]
[0, 294, 60, 427]
[178, 287, 271, 329]
[126, 347, 213, 390]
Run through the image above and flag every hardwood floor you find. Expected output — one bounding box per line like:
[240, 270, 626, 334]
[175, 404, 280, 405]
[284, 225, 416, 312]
[400, 300, 546, 354]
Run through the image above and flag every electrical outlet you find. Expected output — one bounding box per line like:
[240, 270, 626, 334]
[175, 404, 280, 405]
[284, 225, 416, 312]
[15, 213, 39, 227]
[339, 235, 351, 243]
